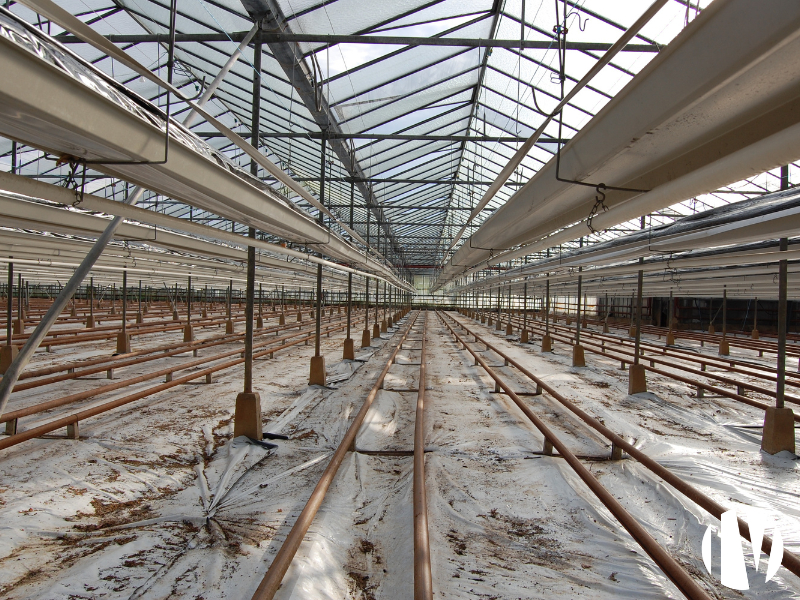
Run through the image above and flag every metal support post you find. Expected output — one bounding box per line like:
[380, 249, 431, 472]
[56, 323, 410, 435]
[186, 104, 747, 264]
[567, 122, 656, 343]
[310, 131, 327, 384]
[630, 216, 646, 393]
[5, 261, 11, 346]
[1, 261, 17, 374]
[719, 286, 729, 355]
[234, 41, 264, 439]
[762, 231, 795, 453]
[752, 296, 759, 339]
[666, 289, 675, 345]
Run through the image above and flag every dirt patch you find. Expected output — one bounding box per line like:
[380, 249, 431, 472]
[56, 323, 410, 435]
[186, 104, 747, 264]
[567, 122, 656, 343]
[347, 571, 377, 600]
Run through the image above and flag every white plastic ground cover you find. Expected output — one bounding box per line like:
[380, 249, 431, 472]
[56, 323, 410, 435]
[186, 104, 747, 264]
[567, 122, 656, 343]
[0, 311, 798, 598]
[0, 317, 401, 598]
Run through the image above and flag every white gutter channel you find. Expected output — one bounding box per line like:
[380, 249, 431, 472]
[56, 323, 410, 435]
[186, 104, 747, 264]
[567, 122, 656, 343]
[446, 119, 800, 285]
[0, 172, 394, 285]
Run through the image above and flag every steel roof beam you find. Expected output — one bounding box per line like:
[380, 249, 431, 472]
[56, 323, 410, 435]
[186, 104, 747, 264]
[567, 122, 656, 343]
[236, 0, 404, 267]
[56, 31, 660, 51]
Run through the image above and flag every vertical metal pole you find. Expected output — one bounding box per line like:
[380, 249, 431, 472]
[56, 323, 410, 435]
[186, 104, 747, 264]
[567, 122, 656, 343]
[346, 274, 353, 337]
[315, 132, 326, 357]
[5, 261, 12, 346]
[122, 270, 127, 335]
[523, 281, 528, 326]
[259, 282, 263, 318]
[722, 286, 727, 339]
[187, 275, 192, 324]
[366, 208, 371, 329]
[545, 277, 550, 335]
[138, 279, 142, 317]
[753, 297, 758, 332]
[777, 236, 788, 409]
[245, 38, 261, 389]
[245, 230, 256, 393]
[776, 163, 790, 408]
[668, 289, 674, 336]
[633, 216, 645, 363]
[228, 280, 232, 319]
[17, 274, 22, 326]
[89, 277, 94, 320]
[576, 237, 583, 343]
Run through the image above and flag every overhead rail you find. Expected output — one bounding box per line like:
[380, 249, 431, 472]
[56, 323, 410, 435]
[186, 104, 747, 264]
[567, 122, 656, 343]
[0, 173, 394, 283]
[447, 186, 800, 287]
[54, 31, 661, 52]
[434, 0, 800, 291]
[0, 5, 410, 291]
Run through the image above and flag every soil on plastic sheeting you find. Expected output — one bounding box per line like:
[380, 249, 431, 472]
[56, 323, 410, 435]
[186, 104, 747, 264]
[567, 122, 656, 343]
[1, 312, 799, 600]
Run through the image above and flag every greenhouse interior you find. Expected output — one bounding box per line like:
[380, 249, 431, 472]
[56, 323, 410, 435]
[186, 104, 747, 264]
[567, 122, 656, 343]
[0, 0, 799, 598]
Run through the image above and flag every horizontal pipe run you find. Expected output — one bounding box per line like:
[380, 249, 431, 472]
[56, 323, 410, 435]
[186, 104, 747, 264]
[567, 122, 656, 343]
[436, 311, 711, 600]
[0, 312, 373, 450]
[250, 312, 419, 600]
[445, 310, 800, 580]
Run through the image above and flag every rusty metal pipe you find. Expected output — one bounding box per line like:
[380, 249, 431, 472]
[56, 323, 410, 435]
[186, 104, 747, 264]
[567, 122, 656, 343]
[250, 312, 419, 600]
[413, 313, 432, 600]
[0, 313, 372, 450]
[443, 311, 800, 580]
[437, 311, 711, 600]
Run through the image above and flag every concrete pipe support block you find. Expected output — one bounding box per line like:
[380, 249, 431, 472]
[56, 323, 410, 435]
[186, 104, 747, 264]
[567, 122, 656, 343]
[116, 332, 131, 354]
[343, 338, 355, 360]
[279, 313, 286, 325]
[233, 392, 262, 440]
[761, 407, 796, 455]
[309, 355, 326, 386]
[751, 329, 760, 340]
[0, 344, 20, 374]
[520, 330, 529, 344]
[381, 319, 388, 333]
[572, 344, 585, 367]
[719, 339, 730, 356]
[183, 324, 194, 343]
[541, 335, 553, 353]
[226, 320, 235, 334]
[628, 363, 647, 395]
[361, 329, 372, 349]
[373, 323, 381, 339]
[666, 332, 676, 346]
